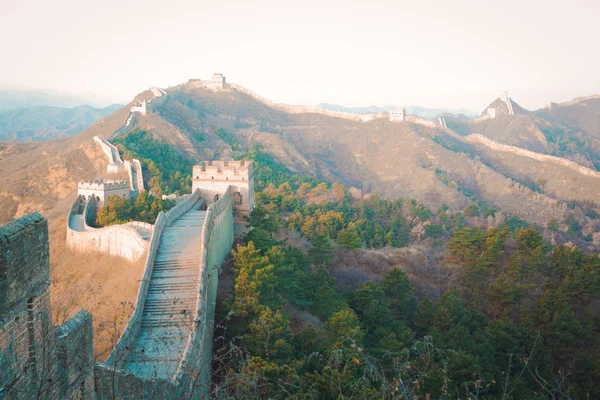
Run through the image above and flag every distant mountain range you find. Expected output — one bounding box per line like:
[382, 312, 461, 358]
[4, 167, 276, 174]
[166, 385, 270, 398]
[317, 103, 479, 119]
[0, 104, 122, 142]
[3, 81, 600, 252]
[0, 87, 123, 142]
[0, 87, 118, 110]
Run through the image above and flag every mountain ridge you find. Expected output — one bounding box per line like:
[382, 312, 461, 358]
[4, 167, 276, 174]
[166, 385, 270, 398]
[0, 104, 122, 142]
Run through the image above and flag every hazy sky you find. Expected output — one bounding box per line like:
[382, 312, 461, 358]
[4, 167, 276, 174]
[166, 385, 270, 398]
[1, 0, 599, 110]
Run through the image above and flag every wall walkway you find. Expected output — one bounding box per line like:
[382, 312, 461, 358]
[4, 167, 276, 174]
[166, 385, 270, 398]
[101, 188, 234, 398]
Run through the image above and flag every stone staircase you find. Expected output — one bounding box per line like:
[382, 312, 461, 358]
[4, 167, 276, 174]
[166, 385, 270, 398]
[124, 202, 206, 379]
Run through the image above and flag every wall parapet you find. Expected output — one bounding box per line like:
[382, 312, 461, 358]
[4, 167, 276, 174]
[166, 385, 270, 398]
[94, 364, 177, 399]
[55, 310, 95, 399]
[94, 136, 123, 173]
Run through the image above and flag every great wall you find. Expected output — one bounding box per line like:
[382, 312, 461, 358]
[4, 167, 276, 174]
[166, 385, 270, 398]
[3, 73, 596, 399]
[464, 133, 600, 179]
[2, 159, 253, 398]
[228, 82, 439, 127]
[66, 194, 151, 262]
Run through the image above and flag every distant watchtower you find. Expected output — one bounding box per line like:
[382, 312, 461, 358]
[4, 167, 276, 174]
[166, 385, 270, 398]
[389, 109, 406, 122]
[192, 160, 254, 214]
[130, 100, 147, 115]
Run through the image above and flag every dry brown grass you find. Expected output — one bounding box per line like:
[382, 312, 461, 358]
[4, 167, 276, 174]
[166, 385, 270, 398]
[332, 244, 457, 299]
[0, 106, 145, 360]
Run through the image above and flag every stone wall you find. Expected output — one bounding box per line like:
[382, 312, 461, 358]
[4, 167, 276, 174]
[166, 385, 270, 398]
[0, 214, 94, 400]
[66, 196, 151, 262]
[230, 84, 441, 127]
[175, 187, 234, 397]
[104, 190, 202, 368]
[230, 84, 387, 122]
[132, 159, 145, 191]
[101, 187, 234, 398]
[94, 364, 176, 400]
[94, 136, 123, 173]
[124, 160, 135, 190]
[55, 311, 95, 399]
[192, 160, 255, 213]
[465, 134, 600, 179]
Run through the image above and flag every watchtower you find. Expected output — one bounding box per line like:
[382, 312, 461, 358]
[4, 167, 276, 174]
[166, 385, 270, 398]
[389, 108, 406, 122]
[130, 100, 147, 115]
[77, 179, 131, 209]
[192, 160, 254, 214]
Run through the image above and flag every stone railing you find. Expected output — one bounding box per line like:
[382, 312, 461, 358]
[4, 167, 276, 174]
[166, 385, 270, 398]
[55, 310, 95, 398]
[104, 190, 203, 368]
[465, 134, 600, 178]
[175, 187, 234, 394]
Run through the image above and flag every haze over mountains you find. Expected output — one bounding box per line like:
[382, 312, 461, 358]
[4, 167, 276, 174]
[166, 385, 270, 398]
[0, 87, 122, 141]
[2, 78, 600, 252]
[0, 104, 122, 141]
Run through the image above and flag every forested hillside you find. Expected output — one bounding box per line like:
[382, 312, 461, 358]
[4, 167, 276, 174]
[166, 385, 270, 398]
[208, 146, 600, 399]
[111, 130, 600, 398]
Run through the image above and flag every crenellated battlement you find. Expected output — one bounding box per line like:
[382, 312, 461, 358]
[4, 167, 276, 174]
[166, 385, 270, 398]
[193, 160, 253, 181]
[77, 179, 131, 209]
[78, 179, 130, 191]
[188, 73, 227, 90]
[192, 160, 254, 214]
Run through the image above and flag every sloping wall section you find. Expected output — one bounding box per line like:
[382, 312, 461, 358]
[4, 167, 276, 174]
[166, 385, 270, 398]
[66, 196, 151, 262]
[465, 133, 600, 179]
[103, 190, 202, 367]
[99, 188, 234, 399]
[175, 187, 234, 396]
[94, 136, 124, 173]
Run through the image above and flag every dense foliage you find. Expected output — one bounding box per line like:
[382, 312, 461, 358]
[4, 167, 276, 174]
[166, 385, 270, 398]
[211, 145, 600, 399]
[114, 129, 194, 195]
[95, 191, 175, 226]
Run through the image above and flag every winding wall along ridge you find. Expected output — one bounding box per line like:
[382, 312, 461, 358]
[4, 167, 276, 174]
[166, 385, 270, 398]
[229, 84, 387, 122]
[66, 196, 151, 262]
[465, 133, 600, 179]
